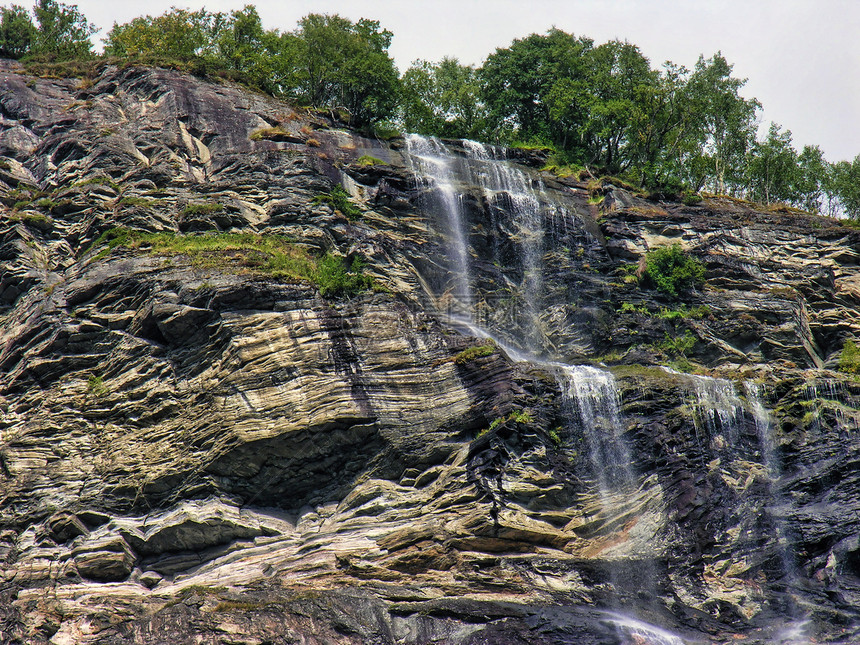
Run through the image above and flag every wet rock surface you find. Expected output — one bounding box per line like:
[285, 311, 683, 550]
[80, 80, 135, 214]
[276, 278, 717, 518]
[0, 61, 859, 643]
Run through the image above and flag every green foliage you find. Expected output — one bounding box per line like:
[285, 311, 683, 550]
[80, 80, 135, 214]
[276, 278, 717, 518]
[73, 176, 121, 191]
[105, 8, 223, 60]
[619, 302, 711, 319]
[642, 244, 705, 297]
[31, 0, 96, 59]
[312, 185, 362, 220]
[314, 254, 374, 297]
[486, 408, 534, 434]
[86, 229, 373, 298]
[287, 14, 400, 126]
[400, 57, 487, 139]
[356, 154, 385, 166]
[547, 427, 562, 447]
[658, 329, 697, 356]
[181, 202, 224, 216]
[87, 374, 107, 396]
[0, 5, 36, 59]
[453, 344, 495, 365]
[0, 0, 95, 60]
[118, 196, 159, 208]
[838, 339, 860, 375]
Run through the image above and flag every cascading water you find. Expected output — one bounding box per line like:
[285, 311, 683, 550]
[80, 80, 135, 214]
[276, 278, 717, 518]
[404, 134, 474, 316]
[669, 370, 807, 639]
[745, 382, 807, 641]
[557, 364, 634, 495]
[404, 135, 670, 642]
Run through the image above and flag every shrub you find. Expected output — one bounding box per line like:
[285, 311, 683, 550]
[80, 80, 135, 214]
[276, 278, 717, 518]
[356, 154, 385, 166]
[658, 329, 697, 356]
[838, 339, 860, 374]
[87, 374, 107, 396]
[312, 185, 362, 220]
[454, 344, 494, 365]
[641, 244, 705, 297]
[181, 202, 224, 217]
[249, 126, 289, 141]
[315, 254, 373, 297]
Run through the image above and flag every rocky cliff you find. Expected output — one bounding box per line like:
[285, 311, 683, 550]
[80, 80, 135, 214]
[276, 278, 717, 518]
[1, 60, 860, 644]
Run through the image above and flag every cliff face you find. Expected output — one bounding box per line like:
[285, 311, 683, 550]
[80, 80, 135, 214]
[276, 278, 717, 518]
[1, 61, 860, 644]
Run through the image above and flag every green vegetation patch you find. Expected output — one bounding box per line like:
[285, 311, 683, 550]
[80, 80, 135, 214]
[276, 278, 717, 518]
[181, 202, 224, 217]
[619, 302, 711, 319]
[10, 211, 53, 228]
[250, 126, 290, 141]
[73, 176, 122, 191]
[838, 339, 860, 374]
[312, 185, 362, 220]
[454, 344, 495, 365]
[657, 329, 697, 357]
[641, 244, 706, 297]
[87, 374, 107, 396]
[356, 154, 385, 166]
[118, 196, 161, 208]
[87, 228, 373, 297]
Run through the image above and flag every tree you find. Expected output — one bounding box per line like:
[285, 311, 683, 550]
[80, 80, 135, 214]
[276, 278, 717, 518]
[684, 53, 760, 194]
[794, 144, 827, 213]
[746, 123, 799, 205]
[479, 29, 593, 147]
[578, 39, 658, 174]
[400, 57, 486, 139]
[105, 8, 223, 60]
[31, 0, 96, 59]
[286, 14, 399, 126]
[831, 156, 860, 219]
[0, 5, 36, 59]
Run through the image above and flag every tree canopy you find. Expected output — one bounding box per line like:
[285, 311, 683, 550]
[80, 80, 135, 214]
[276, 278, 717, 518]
[0, 2, 858, 216]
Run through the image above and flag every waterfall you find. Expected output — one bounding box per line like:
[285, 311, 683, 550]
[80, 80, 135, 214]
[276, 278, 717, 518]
[558, 364, 634, 495]
[460, 140, 549, 350]
[404, 134, 474, 315]
[745, 382, 807, 639]
[406, 133, 651, 619]
[603, 612, 686, 645]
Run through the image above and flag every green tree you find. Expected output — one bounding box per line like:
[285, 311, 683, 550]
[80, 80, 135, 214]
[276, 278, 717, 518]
[287, 14, 399, 126]
[831, 156, 860, 219]
[793, 144, 827, 212]
[0, 5, 35, 59]
[642, 244, 705, 298]
[578, 39, 657, 174]
[479, 29, 593, 147]
[746, 123, 799, 205]
[683, 53, 760, 194]
[31, 0, 96, 59]
[105, 8, 223, 60]
[400, 57, 486, 139]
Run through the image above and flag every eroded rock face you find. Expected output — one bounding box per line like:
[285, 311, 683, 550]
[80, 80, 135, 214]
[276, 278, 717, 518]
[1, 60, 859, 644]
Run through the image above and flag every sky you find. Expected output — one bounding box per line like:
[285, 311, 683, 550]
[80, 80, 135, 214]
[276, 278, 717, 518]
[17, 0, 860, 162]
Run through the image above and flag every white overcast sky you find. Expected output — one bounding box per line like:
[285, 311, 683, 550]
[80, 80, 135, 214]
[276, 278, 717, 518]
[17, 0, 860, 161]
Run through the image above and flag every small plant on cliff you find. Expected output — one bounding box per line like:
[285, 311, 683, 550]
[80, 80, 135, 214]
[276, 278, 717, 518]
[454, 344, 495, 365]
[640, 244, 705, 298]
[658, 329, 697, 357]
[87, 374, 107, 397]
[249, 126, 290, 141]
[181, 202, 224, 217]
[315, 254, 374, 297]
[312, 186, 362, 220]
[838, 339, 860, 374]
[356, 154, 385, 166]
